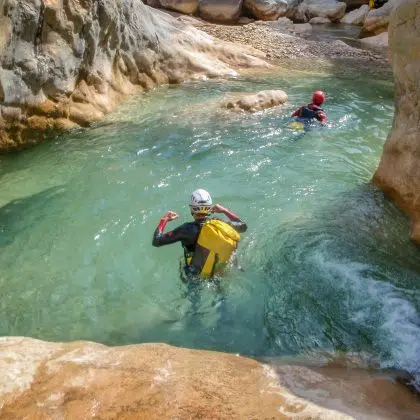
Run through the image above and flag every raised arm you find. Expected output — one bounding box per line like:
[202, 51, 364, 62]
[152, 211, 182, 247]
[212, 204, 247, 233]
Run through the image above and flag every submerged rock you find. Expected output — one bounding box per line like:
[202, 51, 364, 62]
[0, 0, 267, 151]
[224, 89, 288, 111]
[1, 337, 419, 419]
[340, 4, 370, 25]
[373, 0, 420, 242]
[244, 0, 288, 21]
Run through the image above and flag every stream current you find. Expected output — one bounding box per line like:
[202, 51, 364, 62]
[1, 70, 419, 388]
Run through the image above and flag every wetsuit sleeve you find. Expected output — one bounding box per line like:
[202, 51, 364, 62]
[152, 220, 188, 247]
[220, 207, 248, 233]
[317, 110, 327, 123]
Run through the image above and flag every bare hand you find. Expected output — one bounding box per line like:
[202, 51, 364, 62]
[211, 204, 225, 214]
[162, 210, 179, 221]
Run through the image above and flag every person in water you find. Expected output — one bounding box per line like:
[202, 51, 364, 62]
[291, 90, 327, 125]
[152, 189, 247, 279]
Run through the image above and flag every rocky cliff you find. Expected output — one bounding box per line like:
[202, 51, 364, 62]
[0, 0, 266, 151]
[373, 0, 420, 242]
[1, 337, 419, 419]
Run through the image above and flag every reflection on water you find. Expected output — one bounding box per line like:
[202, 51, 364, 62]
[0, 71, 419, 392]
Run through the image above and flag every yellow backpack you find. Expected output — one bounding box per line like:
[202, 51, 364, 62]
[191, 219, 240, 278]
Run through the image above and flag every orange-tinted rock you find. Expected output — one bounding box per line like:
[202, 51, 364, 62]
[1, 337, 419, 419]
[373, 0, 420, 242]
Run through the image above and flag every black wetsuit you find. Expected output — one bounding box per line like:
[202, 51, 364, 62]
[153, 218, 246, 253]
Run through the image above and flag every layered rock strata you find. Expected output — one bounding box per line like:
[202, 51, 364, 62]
[0, 0, 266, 151]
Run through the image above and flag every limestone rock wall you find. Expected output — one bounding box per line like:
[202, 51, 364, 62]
[373, 0, 420, 242]
[0, 0, 266, 151]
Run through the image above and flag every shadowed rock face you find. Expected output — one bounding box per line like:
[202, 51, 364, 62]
[0, 0, 266, 151]
[373, 0, 420, 242]
[1, 337, 419, 419]
[374, 0, 420, 242]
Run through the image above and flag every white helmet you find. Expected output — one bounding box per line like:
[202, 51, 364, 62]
[189, 189, 212, 216]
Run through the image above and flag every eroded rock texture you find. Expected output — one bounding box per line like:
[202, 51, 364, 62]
[373, 0, 420, 242]
[1, 337, 419, 419]
[224, 89, 288, 111]
[0, 0, 266, 151]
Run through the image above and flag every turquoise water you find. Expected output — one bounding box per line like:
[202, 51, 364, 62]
[1, 71, 419, 386]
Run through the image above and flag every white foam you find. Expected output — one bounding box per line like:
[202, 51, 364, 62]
[311, 249, 420, 388]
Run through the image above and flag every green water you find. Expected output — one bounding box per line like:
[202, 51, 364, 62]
[1, 71, 419, 387]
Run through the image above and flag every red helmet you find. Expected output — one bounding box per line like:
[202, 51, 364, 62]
[312, 91, 325, 106]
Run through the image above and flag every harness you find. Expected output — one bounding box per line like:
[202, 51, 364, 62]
[298, 104, 324, 121]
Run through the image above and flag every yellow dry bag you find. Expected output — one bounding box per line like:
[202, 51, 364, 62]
[191, 219, 240, 278]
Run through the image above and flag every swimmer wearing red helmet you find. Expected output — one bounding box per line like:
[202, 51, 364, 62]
[291, 91, 327, 124]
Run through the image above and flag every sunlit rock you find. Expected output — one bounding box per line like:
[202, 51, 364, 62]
[198, 0, 243, 22]
[1, 337, 419, 419]
[361, 0, 404, 37]
[289, 0, 347, 23]
[340, 4, 370, 25]
[244, 0, 288, 21]
[224, 89, 288, 112]
[0, 0, 267, 151]
[145, 0, 199, 15]
[293, 22, 313, 32]
[373, 0, 420, 242]
[359, 31, 388, 48]
[309, 16, 331, 23]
